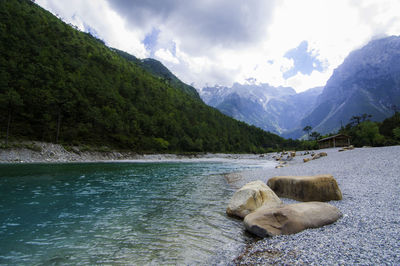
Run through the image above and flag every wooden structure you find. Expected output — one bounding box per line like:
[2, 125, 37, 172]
[318, 134, 350, 149]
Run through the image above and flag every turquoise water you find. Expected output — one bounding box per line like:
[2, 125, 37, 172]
[0, 161, 269, 265]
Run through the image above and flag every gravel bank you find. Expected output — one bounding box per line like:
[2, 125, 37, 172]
[232, 146, 400, 265]
[0, 141, 272, 164]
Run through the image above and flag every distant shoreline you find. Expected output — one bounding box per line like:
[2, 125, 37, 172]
[0, 141, 278, 164]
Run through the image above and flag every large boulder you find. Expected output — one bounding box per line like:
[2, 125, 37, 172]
[267, 174, 342, 202]
[226, 180, 282, 219]
[244, 202, 342, 237]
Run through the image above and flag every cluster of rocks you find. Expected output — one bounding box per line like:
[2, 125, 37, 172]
[273, 150, 330, 167]
[273, 151, 296, 168]
[301, 146, 354, 163]
[226, 175, 342, 238]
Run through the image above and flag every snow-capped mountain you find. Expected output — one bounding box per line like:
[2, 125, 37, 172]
[200, 83, 322, 135]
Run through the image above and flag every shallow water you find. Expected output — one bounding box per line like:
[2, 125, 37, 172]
[0, 160, 272, 265]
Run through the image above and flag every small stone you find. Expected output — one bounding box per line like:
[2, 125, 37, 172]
[312, 152, 327, 160]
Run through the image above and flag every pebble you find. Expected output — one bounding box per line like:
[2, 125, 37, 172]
[232, 146, 400, 265]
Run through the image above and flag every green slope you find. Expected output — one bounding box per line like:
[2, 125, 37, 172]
[0, 0, 285, 153]
[111, 49, 201, 100]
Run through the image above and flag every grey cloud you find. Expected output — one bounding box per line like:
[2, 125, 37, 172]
[105, 0, 278, 54]
[350, 0, 397, 39]
[106, 0, 177, 27]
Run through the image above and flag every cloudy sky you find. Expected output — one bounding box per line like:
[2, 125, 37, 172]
[36, 0, 400, 92]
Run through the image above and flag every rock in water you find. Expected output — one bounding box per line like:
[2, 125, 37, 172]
[267, 174, 342, 201]
[226, 180, 282, 219]
[244, 202, 342, 237]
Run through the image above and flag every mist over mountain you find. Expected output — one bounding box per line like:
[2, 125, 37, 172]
[201, 36, 400, 139]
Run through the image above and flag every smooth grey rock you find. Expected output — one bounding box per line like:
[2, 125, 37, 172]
[267, 174, 342, 202]
[226, 180, 282, 219]
[244, 202, 342, 237]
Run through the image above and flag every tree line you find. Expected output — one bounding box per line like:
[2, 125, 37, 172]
[303, 111, 400, 147]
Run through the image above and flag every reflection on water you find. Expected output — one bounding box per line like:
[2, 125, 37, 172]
[0, 161, 271, 265]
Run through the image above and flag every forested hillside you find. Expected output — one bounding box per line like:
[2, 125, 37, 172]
[0, 0, 288, 153]
[111, 49, 201, 100]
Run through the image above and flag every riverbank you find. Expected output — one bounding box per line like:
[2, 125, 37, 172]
[0, 141, 273, 164]
[231, 145, 400, 265]
[3, 141, 399, 264]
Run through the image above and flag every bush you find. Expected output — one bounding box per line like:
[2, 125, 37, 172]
[353, 121, 385, 147]
[393, 127, 400, 140]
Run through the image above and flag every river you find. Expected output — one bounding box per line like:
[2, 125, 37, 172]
[0, 159, 273, 264]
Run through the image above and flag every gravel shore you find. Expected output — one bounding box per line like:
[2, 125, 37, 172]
[0, 141, 269, 164]
[232, 146, 400, 265]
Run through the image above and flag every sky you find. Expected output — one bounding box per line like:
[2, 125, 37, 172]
[36, 0, 400, 93]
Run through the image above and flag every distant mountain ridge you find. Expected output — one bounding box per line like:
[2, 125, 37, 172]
[200, 83, 322, 135]
[113, 49, 200, 99]
[301, 36, 400, 134]
[201, 36, 400, 139]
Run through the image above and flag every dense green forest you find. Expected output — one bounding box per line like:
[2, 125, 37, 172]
[0, 0, 305, 153]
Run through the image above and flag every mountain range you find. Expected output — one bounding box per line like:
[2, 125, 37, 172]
[201, 83, 323, 137]
[200, 36, 400, 139]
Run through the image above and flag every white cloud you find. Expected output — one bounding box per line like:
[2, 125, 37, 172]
[154, 49, 179, 64]
[36, 0, 400, 93]
[285, 70, 333, 92]
[36, 0, 148, 58]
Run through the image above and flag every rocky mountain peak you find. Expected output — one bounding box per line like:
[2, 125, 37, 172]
[302, 35, 400, 135]
[200, 36, 400, 138]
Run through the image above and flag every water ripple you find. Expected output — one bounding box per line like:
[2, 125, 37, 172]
[0, 161, 269, 264]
